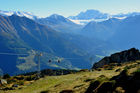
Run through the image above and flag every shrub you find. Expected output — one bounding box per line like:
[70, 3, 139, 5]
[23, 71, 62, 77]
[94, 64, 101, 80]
[97, 81, 116, 93]
[73, 84, 84, 89]
[115, 87, 125, 93]
[133, 68, 140, 79]
[137, 62, 140, 64]
[115, 68, 121, 72]
[84, 78, 95, 82]
[14, 76, 25, 80]
[85, 80, 100, 93]
[96, 68, 102, 71]
[135, 68, 140, 73]
[26, 75, 36, 81]
[107, 66, 114, 70]
[124, 66, 131, 70]
[17, 80, 24, 85]
[3, 74, 10, 79]
[97, 75, 109, 83]
[117, 63, 122, 66]
[79, 69, 89, 72]
[7, 78, 17, 84]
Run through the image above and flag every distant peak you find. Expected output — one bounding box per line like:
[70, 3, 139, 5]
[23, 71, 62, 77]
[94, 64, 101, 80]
[47, 14, 68, 21]
[0, 10, 38, 20]
[83, 9, 101, 13]
[48, 14, 64, 19]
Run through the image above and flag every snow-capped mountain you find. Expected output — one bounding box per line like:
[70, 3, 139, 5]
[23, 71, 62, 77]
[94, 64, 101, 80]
[112, 12, 140, 18]
[0, 10, 38, 20]
[68, 9, 140, 25]
[1, 10, 140, 26]
[45, 14, 74, 24]
[68, 9, 110, 25]
[69, 19, 109, 25]
[36, 14, 83, 33]
[68, 9, 110, 20]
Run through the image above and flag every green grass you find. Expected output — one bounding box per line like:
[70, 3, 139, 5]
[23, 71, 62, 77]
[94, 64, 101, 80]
[0, 70, 119, 93]
[1, 60, 140, 93]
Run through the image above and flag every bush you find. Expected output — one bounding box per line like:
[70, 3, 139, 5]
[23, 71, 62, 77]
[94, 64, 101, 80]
[85, 80, 100, 93]
[7, 78, 17, 84]
[14, 76, 25, 80]
[115, 68, 121, 72]
[115, 87, 125, 93]
[97, 75, 109, 83]
[96, 68, 102, 71]
[124, 66, 131, 70]
[3, 74, 10, 79]
[84, 78, 95, 82]
[74, 84, 84, 89]
[117, 63, 122, 66]
[135, 68, 140, 73]
[17, 80, 24, 85]
[79, 69, 89, 72]
[97, 81, 115, 93]
[133, 68, 140, 79]
[107, 66, 114, 70]
[26, 75, 36, 81]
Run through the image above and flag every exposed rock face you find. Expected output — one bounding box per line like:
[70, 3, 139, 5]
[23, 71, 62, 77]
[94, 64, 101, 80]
[0, 79, 7, 85]
[92, 48, 140, 69]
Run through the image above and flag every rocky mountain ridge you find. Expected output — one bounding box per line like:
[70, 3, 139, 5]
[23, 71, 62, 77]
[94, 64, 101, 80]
[92, 48, 140, 69]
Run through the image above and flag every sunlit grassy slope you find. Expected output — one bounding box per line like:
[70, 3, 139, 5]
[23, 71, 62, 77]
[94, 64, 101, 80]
[0, 71, 119, 93]
[1, 60, 140, 93]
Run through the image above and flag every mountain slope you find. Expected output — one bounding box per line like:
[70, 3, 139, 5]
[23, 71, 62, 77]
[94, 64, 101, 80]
[1, 58, 139, 93]
[68, 9, 110, 25]
[36, 14, 83, 33]
[68, 9, 109, 20]
[0, 10, 38, 20]
[82, 18, 121, 40]
[92, 48, 140, 69]
[110, 15, 140, 49]
[68, 9, 140, 25]
[0, 15, 87, 75]
[0, 15, 114, 75]
[82, 15, 140, 49]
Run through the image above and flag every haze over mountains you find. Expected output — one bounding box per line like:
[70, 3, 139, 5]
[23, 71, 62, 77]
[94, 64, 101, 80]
[0, 9, 140, 75]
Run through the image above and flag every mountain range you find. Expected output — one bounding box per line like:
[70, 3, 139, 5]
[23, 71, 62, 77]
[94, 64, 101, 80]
[0, 14, 113, 75]
[0, 9, 140, 75]
[82, 15, 140, 49]
[36, 14, 83, 33]
[68, 9, 140, 25]
[0, 10, 38, 20]
[1, 9, 140, 25]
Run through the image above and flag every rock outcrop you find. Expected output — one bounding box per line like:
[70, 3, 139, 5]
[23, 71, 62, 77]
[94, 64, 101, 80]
[0, 79, 7, 85]
[85, 69, 140, 93]
[92, 48, 140, 69]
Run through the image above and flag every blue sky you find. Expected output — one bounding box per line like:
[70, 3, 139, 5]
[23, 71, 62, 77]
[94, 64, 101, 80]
[0, 0, 140, 17]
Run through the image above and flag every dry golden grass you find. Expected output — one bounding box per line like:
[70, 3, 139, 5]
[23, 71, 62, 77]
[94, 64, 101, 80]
[1, 60, 140, 93]
[0, 70, 119, 93]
